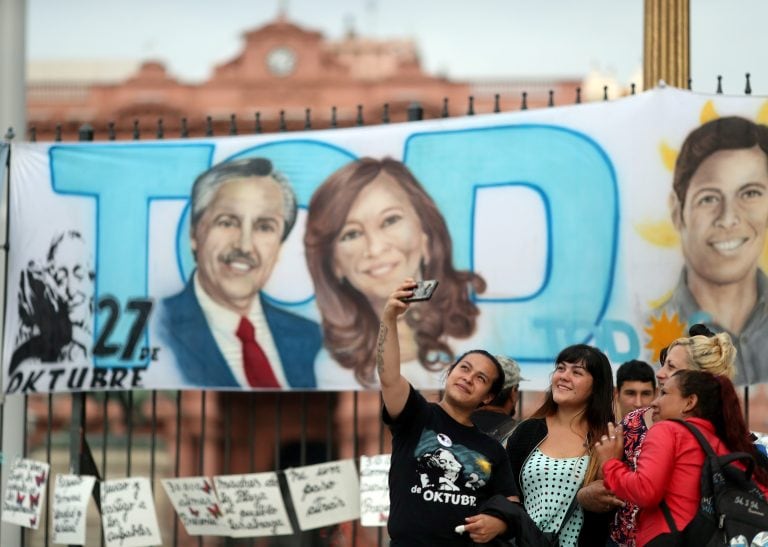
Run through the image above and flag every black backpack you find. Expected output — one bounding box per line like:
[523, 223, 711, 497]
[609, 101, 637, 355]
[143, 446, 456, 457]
[657, 419, 768, 546]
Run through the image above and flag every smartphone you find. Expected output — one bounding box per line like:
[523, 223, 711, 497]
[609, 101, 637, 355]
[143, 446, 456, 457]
[401, 280, 439, 302]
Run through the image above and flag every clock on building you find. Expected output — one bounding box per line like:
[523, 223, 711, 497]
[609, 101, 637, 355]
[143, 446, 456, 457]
[266, 46, 297, 77]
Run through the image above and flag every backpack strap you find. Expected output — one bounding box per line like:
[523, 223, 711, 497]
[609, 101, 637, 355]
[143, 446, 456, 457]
[659, 500, 678, 533]
[658, 419, 722, 535]
[668, 418, 756, 479]
[668, 418, 717, 456]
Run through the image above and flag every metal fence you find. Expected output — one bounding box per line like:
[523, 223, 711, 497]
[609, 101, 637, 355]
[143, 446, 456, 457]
[1, 75, 765, 547]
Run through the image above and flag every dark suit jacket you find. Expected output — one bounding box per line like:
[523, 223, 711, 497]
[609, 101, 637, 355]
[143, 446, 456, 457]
[160, 279, 320, 388]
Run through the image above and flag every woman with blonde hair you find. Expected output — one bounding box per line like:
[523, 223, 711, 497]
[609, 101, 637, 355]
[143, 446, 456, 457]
[655, 331, 736, 385]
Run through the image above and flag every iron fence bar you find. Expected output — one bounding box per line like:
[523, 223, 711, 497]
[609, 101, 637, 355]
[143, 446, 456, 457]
[100, 392, 109, 547]
[173, 391, 182, 547]
[379, 394, 387, 542]
[274, 393, 282, 470]
[22, 395, 28, 457]
[248, 393, 256, 547]
[352, 392, 359, 547]
[198, 391, 206, 547]
[326, 393, 333, 462]
[199, 392, 207, 475]
[300, 392, 307, 465]
[223, 393, 232, 474]
[21, 394, 28, 546]
[68, 392, 85, 547]
[149, 391, 157, 496]
[44, 394, 52, 547]
[248, 394, 255, 470]
[125, 391, 134, 477]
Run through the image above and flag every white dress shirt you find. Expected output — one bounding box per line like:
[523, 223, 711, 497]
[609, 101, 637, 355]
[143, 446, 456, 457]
[193, 274, 287, 388]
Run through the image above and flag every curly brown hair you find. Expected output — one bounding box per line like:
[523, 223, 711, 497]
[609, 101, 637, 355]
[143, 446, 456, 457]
[304, 157, 486, 387]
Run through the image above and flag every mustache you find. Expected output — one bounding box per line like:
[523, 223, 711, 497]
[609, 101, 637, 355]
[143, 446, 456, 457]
[220, 249, 258, 268]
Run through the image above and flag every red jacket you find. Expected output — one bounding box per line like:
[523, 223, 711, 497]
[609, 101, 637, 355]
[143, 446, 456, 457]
[603, 417, 768, 547]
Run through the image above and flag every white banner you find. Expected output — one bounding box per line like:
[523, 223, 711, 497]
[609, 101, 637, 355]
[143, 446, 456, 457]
[5, 87, 768, 392]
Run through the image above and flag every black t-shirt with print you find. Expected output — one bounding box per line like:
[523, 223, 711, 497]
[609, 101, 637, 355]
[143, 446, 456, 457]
[383, 386, 518, 546]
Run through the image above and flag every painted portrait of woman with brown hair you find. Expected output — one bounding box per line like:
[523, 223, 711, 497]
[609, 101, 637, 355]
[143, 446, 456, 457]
[304, 157, 486, 388]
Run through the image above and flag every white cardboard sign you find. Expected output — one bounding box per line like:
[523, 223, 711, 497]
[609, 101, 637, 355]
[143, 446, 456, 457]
[359, 454, 390, 527]
[214, 472, 293, 537]
[51, 474, 96, 545]
[161, 477, 229, 536]
[101, 478, 161, 547]
[1, 457, 49, 529]
[285, 459, 360, 531]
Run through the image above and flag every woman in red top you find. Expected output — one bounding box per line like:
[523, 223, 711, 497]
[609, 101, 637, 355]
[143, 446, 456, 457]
[595, 370, 768, 547]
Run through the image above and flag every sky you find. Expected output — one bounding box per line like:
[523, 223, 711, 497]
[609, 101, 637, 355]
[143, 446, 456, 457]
[26, 0, 768, 95]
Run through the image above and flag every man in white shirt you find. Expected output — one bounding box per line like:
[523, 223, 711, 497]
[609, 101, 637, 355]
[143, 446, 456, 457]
[160, 157, 321, 388]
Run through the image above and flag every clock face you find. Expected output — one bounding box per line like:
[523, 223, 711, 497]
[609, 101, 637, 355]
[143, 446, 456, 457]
[266, 46, 297, 77]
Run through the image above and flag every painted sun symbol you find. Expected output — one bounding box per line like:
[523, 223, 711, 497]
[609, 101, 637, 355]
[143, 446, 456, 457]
[475, 457, 492, 475]
[644, 311, 687, 363]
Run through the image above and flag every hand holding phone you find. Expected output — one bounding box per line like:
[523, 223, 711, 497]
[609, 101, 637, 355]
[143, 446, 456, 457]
[400, 280, 439, 302]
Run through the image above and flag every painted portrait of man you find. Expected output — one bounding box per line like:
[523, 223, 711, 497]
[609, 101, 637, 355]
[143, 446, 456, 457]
[653, 116, 768, 384]
[159, 157, 321, 388]
[10, 230, 95, 373]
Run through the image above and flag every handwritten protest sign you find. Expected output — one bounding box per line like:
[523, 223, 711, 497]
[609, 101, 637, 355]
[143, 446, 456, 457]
[285, 459, 360, 531]
[161, 477, 229, 536]
[214, 472, 293, 538]
[101, 478, 161, 547]
[51, 474, 96, 545]
[1, 457, 49, 529]
[359, 455, 390, 527]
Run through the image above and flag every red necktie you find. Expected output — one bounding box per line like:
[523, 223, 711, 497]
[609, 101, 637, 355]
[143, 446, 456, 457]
[235, 316, 280, 388]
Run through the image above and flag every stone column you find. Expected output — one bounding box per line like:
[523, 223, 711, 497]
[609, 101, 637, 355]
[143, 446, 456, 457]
[644, 0, 690, 90]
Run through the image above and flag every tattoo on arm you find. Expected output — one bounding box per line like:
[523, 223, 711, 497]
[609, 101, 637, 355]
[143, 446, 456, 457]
[376, 322, 388, 376]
